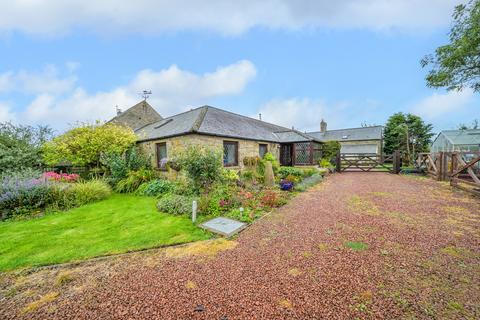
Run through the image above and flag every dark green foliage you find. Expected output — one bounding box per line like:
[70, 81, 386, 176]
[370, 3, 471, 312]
[136, 179, 176, 197]
[101, 146, 152, 186]
[321, 141, 341, 163]
[156, 194, 197, 215]
[384, 113, 434, 164]
[114, 168, 156, 193]
[0, 122, 53, 174]
[174, 145, 223, 193]
[301, 168, 317, 177]
[421, 0, 480, 92]
[278, 167, 304, 179]
[198, 184, 237, 216]
[259, 152, 280, 175]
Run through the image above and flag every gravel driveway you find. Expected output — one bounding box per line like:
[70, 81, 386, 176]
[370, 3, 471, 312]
[1, 173, 479, 319]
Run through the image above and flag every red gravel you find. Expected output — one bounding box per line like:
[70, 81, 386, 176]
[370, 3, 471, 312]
[1, 173, 479, 319]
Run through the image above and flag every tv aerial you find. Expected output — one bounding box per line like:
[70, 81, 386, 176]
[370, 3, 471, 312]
[141, 90, 152, 101]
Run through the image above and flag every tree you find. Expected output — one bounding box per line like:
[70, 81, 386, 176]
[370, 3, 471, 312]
[458, 119, 479, 129]
[0, 122, 53, 174]
[421, 0, 480, 92]
[42, 123, 137, 167]
[384, 113, 434, 165]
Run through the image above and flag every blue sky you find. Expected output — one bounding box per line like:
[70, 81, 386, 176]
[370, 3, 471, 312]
[0, 0, 477, 134]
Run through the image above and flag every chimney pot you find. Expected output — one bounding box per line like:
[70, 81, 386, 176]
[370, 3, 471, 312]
[320, 119, 327, 132]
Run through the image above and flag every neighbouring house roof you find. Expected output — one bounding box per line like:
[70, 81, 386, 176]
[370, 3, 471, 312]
[307, 126, 383, 142]
[108, 101, 163, 130]
[433, 129, 480, 146]
[135, 105, 321, 143]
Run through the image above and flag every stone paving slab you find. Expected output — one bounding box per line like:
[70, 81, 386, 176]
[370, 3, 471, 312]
[200, 217, 247, 237]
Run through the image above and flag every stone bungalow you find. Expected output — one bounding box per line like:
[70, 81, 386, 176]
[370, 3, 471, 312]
[109, 102, 383, 169]
[308, 120, 383, 155]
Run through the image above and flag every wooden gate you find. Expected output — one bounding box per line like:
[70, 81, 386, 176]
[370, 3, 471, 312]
[417, 152, 440, 179]
[335, 151, 401, 174]
[450, 152, 480, 196]
[416, 151, 480, 196]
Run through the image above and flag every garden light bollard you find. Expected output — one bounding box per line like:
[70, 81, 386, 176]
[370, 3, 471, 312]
[192, 200, 197, 223]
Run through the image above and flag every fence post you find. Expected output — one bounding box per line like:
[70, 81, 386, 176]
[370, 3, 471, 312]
[442, 152, 448, 181]
[450, 153, 457, 186]
[393, 150, 401, 174]
[336, 151, 341, 173]
[437, 152, 443, 181]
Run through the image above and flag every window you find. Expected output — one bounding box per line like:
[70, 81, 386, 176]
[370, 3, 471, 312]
[223, 141, 238, 167]
[156, 142, 167, 169]
[259, 144, 268, 158]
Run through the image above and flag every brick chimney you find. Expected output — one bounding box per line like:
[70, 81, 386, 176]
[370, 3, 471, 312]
[320, 119, 327, 132]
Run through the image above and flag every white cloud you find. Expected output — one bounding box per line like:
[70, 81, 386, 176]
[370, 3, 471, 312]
[411, 89, 474, 119]
[0, 0, 461, 36]
[0, 102, 15, 122]
[5, 60, 256, 128]
[256, 98, 352, 132]
[0, 65, 77, 95]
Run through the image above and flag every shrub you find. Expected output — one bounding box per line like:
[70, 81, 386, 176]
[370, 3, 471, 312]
[66, 180, 112, 207]
[319, 158, 334, 168]
[198, 184, 237, 216]
[295, 174, 323, 192]
[227, 207, 256, 223]
[0, 122, 53, 174]
[156, 194, 197, 215]
[100, 146, 151, 185]
[321, 141, 341, 163]
[174, 145, 223, 193]
[43, 123, 136, 167]
[301, 168, 317, 177]
[259, 152, 279, 175]
[285, 174, 300, 183]
[115, 168, 156, 193]
[0, 174, 53, 218]
[260, 189, 287, 208]
[136, 179, 176, 197]
[278, 167, 304, 179]
[48, 180, 112, 210]
[221, 169, 239, 184]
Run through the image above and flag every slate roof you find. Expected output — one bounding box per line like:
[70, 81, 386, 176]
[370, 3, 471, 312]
[435, 129, 480, 146]
[135, 106, 321, 143]
[307, 126, 383, 142]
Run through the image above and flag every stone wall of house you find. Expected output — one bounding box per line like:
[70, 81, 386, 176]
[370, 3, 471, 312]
[137, 133, 280, 169]
[109, 101, 162, 130]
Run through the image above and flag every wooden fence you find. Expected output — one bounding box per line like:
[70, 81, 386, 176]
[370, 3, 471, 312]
[417, 151, 480, 196]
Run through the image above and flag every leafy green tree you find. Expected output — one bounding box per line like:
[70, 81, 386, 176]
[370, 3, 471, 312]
[421, 0, 480, 92]
[384, 113, 434, 164]
[0, 122, 53, 174]
[42, 123, 137, 167]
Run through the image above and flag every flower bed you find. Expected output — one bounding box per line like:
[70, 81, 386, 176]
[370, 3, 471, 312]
[0, 171, 111, 220]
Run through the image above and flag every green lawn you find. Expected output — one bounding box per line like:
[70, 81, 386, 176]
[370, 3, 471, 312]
[0, 194, 210, 271]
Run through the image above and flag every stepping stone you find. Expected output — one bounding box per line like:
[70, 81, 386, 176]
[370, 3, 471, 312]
[200, 217, 247, 237]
